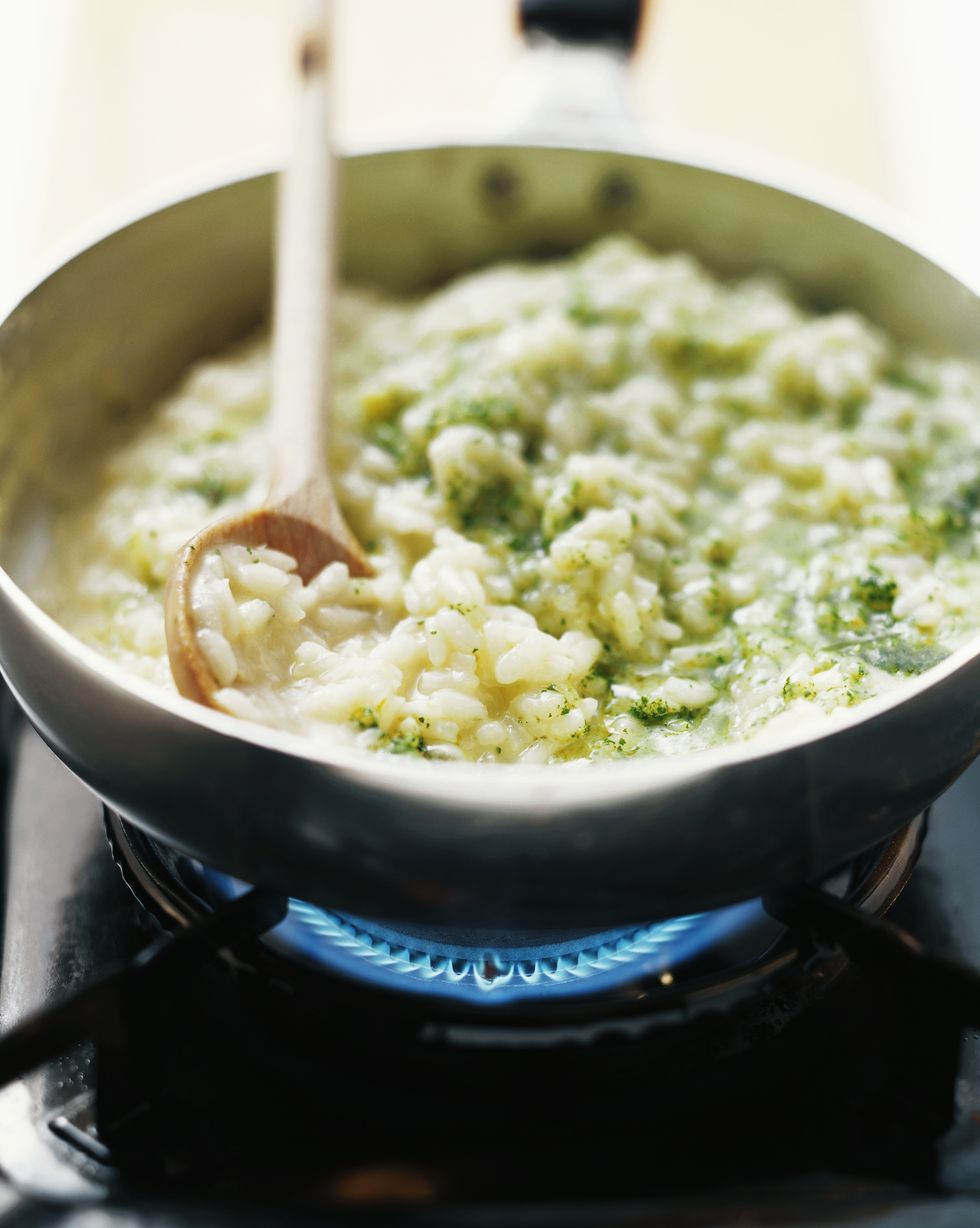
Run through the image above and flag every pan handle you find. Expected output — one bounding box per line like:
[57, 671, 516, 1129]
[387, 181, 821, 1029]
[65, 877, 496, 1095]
[487, 0, 648, 147]
[519, 0, 644, 54]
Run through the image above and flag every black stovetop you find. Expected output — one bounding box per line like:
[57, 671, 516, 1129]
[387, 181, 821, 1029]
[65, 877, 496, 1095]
[2, 709, 980, 1226]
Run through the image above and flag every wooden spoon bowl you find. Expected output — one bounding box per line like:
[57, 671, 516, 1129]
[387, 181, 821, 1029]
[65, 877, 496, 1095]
[165, 481, 371, 707]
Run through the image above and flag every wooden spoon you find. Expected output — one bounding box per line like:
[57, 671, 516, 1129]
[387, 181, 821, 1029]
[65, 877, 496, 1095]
[165, 0, 370, 708]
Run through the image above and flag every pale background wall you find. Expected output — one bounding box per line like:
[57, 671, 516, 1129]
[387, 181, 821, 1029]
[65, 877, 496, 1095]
[0, 1, 973, 295]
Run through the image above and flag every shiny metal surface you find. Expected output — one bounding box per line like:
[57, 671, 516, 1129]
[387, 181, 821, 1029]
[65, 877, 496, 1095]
[1, 136, 979, 928]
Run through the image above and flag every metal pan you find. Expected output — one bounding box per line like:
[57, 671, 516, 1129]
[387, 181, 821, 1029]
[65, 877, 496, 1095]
[0, 2, 978, 930]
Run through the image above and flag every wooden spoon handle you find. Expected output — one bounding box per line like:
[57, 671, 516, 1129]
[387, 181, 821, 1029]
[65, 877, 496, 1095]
[269, 0, 337, 505]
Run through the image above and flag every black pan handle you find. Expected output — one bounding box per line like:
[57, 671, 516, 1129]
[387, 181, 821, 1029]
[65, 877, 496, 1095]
[519, 0, 644, 54]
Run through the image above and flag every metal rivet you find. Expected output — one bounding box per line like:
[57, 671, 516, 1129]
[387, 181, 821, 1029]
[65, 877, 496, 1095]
[597, 172, 638, 214]
[480, 164, 523, 214]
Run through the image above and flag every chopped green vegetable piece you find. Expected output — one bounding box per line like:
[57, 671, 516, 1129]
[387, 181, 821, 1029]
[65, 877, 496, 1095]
[175, 468, 235, 507]
[385, 733, 429, 756]
[855, 636, 948, 676]
[853, 574, 897, 613]
[628, 696, 696, 725]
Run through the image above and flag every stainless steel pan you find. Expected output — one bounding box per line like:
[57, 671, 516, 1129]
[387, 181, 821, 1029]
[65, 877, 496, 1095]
[0, 2, 979, 929]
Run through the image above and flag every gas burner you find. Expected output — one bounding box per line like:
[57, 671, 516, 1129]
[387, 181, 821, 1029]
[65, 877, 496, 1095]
[7, 722, 980, 1215]
[106, 808, 925, 1016]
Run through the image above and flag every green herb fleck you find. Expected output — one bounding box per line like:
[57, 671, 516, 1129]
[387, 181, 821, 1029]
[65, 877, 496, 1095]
[853, 635, 949, 676]
[853, 573, 897, 613]
[386, 733, 429, 756]
[628, 696, 693, 725]
[884, 368, 936, 398]
[175, 468, 236, 507]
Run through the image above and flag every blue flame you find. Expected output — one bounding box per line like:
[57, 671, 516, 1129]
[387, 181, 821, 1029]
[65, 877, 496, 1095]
[194, 864, 768, 1004]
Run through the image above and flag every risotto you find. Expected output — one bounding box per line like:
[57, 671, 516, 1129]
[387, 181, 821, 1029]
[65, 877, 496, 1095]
[35, 236, 980, 763]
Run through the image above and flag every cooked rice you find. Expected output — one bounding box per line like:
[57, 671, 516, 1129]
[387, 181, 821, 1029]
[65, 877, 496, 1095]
[35, 236, 980, 763]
